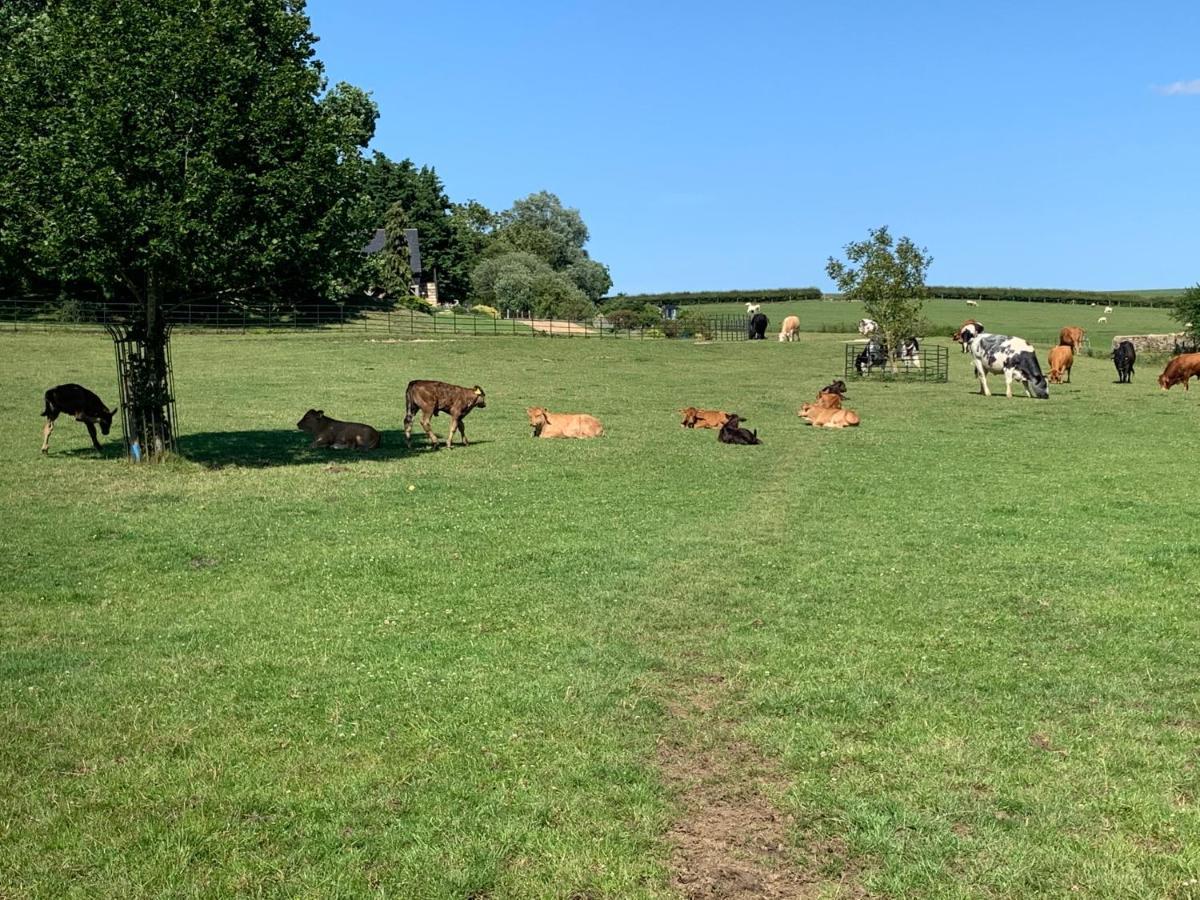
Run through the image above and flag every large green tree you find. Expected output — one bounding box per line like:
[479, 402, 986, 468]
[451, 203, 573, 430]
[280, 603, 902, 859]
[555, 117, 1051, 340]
[0, 0, 377, 456]
[476, 191, 611, 317]
[826, 226, 932, 362]
[361, 153, 493, 305]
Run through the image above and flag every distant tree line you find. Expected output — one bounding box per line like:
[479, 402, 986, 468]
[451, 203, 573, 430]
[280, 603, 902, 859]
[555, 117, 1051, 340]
[603, 288, 822, 306]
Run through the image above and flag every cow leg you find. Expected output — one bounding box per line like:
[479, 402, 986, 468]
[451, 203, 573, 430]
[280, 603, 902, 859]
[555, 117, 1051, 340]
[976, 366, 991, 396]
[41, 418, 54, 453]
[420, 411, 438, 448]
[403, 411, 413, 447]
[85, 420, 102, 450]
[455, 417, 468, 447]
[445, 416, 457, 449]
[1005, 371, 1014, 398]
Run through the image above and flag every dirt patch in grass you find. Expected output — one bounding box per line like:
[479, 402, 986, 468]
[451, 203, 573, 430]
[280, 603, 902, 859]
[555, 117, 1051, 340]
[658, 674, 868, 899]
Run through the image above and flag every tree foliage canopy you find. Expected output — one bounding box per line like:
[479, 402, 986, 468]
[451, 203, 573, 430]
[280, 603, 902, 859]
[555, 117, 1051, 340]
[0, 0, 378, 312]
[471, 191, 610, 318]
[1171, 284, 1200, 341]
[826, 226, 932, 352]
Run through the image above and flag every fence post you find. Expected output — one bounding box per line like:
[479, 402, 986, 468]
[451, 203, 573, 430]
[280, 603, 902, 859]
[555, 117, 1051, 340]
[387, 310, 391, 334]
[243, 308, 247, 333]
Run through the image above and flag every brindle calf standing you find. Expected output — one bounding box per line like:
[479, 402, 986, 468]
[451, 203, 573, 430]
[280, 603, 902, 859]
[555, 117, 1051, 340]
[403, 380, 486, 449]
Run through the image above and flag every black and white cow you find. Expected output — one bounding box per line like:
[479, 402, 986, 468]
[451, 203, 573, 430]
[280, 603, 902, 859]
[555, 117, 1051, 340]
[855, 335, 921, 375]
[854, 338, 888, 375]
[958, 322, 1049, 399]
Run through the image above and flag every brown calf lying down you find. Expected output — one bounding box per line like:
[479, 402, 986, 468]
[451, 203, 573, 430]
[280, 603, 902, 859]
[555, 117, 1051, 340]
[1048, 344, 1074, 384]
[404, 380, 486, 448]
[42, 383, 117, 453]
[297, 409, 381, 449]
[814, 391, 845, 410]
[798, 402, 861, 428]
[1058, 326, 1086, 352]
[679, 407, 740, 429]
[1158, 353, 1200, 390]
[527, 407, 604, 438]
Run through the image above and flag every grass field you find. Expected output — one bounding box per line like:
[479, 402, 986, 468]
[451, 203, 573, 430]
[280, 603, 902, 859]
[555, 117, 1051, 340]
[692, 299, 1183, 350]
[4, 323, 1200, 898]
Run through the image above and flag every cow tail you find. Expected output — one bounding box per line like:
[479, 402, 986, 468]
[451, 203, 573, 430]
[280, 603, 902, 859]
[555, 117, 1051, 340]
[41, 392, 53, 418]
[402, 384, 415, 426]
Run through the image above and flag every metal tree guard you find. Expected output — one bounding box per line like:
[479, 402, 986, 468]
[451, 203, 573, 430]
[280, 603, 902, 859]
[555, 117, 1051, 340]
[105, 323, 178, 459]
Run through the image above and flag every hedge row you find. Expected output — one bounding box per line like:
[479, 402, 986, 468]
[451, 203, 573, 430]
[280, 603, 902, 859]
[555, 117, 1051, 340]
[925, 286, 1176, 308]
[601, 287, 822, 306]
[603, 285, 1179, 308]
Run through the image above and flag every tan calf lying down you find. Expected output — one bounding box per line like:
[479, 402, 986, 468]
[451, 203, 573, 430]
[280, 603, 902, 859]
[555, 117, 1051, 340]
[798, 402, 861, 428]
[527, 407, 604, 438]
[679, 407, 737, 429]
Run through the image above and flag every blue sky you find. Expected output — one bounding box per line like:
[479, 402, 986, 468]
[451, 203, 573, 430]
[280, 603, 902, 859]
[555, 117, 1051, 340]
[308, 1, 1198, 294]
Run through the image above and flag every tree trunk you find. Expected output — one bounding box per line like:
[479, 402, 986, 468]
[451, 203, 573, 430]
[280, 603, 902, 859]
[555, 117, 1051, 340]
[120, 273, 175, 459]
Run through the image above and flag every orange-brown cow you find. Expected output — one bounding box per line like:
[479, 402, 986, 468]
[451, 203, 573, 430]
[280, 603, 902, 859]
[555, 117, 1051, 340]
[1158, 353, 1200, 391]
[1058, 326, 1086, 352]
[527, 407, 604, 438]
[798, 403, 861, 428]
[1048, 345, 1074, 384]
[679, 407, 739, 429]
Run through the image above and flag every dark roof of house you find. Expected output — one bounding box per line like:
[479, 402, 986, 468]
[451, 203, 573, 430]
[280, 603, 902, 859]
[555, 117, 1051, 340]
[362, 228, 386, 255]
[361, 228, 422, 274]
[404, 228, 422, 273]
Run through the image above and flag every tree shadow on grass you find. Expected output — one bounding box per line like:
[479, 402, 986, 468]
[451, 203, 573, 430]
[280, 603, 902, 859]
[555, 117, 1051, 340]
[179, 429, 490, 469]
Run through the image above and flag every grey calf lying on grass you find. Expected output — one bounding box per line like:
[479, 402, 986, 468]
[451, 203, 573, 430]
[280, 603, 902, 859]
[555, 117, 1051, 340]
[297, 409, 381, 450]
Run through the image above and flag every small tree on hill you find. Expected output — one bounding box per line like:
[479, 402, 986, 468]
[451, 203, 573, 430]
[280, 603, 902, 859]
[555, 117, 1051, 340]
[1171, 284, 1200, 343]
[826, 226, 932, 364]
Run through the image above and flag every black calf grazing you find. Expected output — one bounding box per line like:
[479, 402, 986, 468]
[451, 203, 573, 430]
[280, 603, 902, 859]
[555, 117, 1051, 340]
[42, 383, 117, 453]
[718, 414, 761, 445]
[1113, 340, 1136, 384]
[297, 409, 381, 450]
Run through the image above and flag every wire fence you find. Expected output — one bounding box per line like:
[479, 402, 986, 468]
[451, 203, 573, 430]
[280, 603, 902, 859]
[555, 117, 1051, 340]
[0, 297, 753, 341]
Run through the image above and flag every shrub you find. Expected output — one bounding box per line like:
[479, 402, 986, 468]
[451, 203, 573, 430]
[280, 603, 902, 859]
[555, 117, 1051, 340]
[469, 304, 500, 318]
[604, 306, 660, 330]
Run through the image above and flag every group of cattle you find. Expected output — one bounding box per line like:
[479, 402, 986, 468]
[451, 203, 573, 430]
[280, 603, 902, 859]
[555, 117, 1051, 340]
[948, 317, 1200, 397]
[852, 318, 922, 375]
[38, 315, 1200, 454]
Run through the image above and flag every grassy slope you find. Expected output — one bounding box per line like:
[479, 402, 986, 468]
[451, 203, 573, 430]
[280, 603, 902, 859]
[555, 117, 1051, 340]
[2, 329, 1199, 897]
[691, 299, 1182, 349]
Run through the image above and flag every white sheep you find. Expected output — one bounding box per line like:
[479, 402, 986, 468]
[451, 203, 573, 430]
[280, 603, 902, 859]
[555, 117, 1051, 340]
[745, 302, 761, 316]
[1104, 306, 1114, 313]
[966, 299, 978, 307]
[1098, 316, 1108, 323]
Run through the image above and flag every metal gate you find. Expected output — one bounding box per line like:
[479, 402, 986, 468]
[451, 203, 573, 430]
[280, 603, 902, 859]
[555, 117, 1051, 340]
[844, 341, 949, 382]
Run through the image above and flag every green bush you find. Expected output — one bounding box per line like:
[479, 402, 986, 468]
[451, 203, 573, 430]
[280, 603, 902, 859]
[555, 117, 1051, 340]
[604, 306, 660, 330]
[468, 304, 500, 318]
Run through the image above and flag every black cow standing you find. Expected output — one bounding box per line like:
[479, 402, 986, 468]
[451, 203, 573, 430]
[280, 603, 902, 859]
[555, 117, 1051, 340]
[42, 384, 117, 453]
[1113, 340, 1136, 384]
[747, 313, 768, 340]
